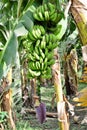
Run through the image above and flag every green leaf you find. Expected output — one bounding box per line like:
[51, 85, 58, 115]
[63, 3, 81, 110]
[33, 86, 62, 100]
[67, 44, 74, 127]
[17, 0, 23, 18]
[0, 32, 18, 79]
[0, 111, 8, 122]
[14, 22, 28, 37]
[23, 0, 35, 12]
[0, 24, 8, 42]
[56, 17, 67, 40]
[0, 61, 10, 79]
[0, 30, 6, 45]
[21, 10, 34, 31]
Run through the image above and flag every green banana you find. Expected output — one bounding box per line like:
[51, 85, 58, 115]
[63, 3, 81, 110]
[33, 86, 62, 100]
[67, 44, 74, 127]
[32, 29, 38, 39]
[47, 67, 52, 75]
[36, 39, 41, 47]
[28, 53, 35, 61]
[45, 34, 49, 43]
[41, 62, 44, 70]
[54, 24, 62, 35]
[39, 47, 45, 59]
[34, 26, 42, 38]
[44, 11, 49, 21]
[44, 57, 48, 70]
[50, 11, 58, 22]
[52, 35, 57, 43]
[49, 34, 57, 43]
[41, 40, 46, 49]
[24, 41, 32, 51]
[47, 42, 53, 50]
[52, 42, 58, 49]
[39, 25, 45, 35]
[48, 3, 55, 16]
[28, 73, 34, 79]
[43, 3, 56, 21]
[45, 48, 48, 56]
[43, 4, 48, 11]
[29, 45, 34, 53]
[48, 3, 55, 12]
[28, 31, 36, 41]
[49, 34, 53, 42]
[28, 68, 41, 77]
[41, 74, 52, 79]
[41, 67, 52, 79]
[33, 11, 40, 21]
[35, 30, 40, 39]
[28, 62, 37, 70]
[44, 57, 48, 64]
[28, 25, 43, 41]
[48, 26, 57, 32]
[33, 5, 45, 21]
[41, 5, 45, 19]
[29, 61, 39, 71]
[47, 51, 54, 60]
[41, 36, 46, 49]
[38, 7, 44, 21]
[33, 3, 58, 22]
[35, 61, 41, 70]
[49, 34, 55, 42]
[54, 13, 63, 24]
[33, 51, 40, 60]
[35, 46, 40, 55]
[40, 57, 43, 63]
[47, 59, 55, 66]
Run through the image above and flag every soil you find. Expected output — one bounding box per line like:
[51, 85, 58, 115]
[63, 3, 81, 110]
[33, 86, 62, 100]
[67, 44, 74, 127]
[19, 86, 87, 130]
[20, 106, 87, 130]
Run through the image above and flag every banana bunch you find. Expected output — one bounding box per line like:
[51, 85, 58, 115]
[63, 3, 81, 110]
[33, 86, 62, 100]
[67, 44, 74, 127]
[23, 2, 62, 79]
[28, 25, 45, 42]
[33, 3, 60, 23]
[24, 30, 57, 79]
[40, 34, 58, 50]
[27, 44, 55, 79]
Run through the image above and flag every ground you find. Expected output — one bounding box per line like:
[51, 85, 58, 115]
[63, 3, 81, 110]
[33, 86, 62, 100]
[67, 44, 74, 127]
[14, 82, 87, 130]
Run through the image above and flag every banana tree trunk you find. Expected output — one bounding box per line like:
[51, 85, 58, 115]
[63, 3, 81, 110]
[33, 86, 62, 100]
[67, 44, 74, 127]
[79, 45, 87, 83]
[70, 0, 87, 83]
[1, 68, 15, 130]
[52, 49, 69, 130]
[64, 49, 78, 96]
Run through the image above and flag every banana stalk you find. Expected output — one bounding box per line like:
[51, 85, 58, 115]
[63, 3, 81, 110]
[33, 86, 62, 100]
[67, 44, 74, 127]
[30, 78, 37, 107]
[52, 49, 69, 130]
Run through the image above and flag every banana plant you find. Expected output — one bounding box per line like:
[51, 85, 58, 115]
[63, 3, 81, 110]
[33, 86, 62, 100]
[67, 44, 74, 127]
[21, 1, 72, 130]
[0, 0, 36, 129]
[70, 0, 87, 84]
[0, 0, 35, 79]
[0, 0, 75, 130]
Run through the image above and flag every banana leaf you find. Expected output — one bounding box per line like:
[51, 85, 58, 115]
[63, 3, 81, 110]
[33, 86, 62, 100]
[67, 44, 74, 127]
[0, 1, 35, 79]
[70, 0, 87, 45]
[73, 87, 87, 107]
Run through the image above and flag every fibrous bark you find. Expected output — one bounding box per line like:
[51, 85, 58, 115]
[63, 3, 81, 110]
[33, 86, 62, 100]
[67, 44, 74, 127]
[64, 49, 78, 96]
[1, 69, 15, 130]
[52, 48, 69, 130]
[70, 0, 87, 45]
